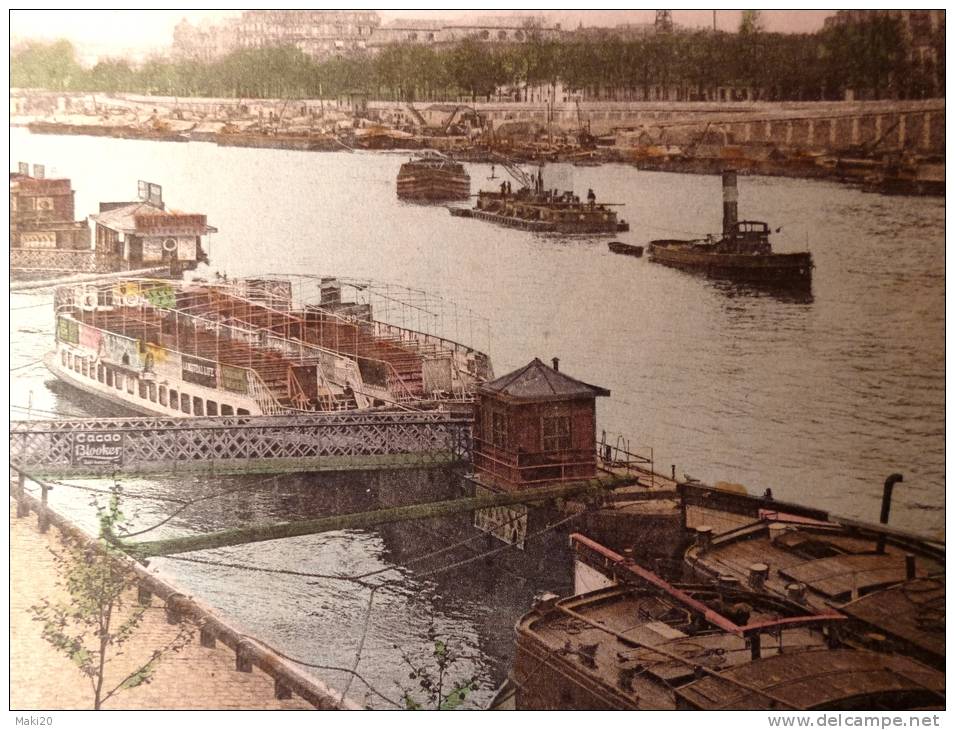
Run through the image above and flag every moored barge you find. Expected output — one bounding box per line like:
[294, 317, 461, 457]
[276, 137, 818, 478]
[648, 170, 812, 286]
[396, 150, 471, 201]
[47, 276, 493, 417]
[680, 480, 946, 670]
[503, 533, 945, 710]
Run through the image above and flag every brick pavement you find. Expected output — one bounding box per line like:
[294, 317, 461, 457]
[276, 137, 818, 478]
[10, 511, 318, 710]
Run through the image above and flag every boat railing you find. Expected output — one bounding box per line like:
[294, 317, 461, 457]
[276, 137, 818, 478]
[472, 437, 598, 485]
[597, 431, 656, 483]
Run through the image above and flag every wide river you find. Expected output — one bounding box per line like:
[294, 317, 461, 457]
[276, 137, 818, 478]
[10, 128, 945, 707]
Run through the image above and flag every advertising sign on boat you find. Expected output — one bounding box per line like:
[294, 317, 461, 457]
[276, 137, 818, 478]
[182, 353, 218, 388]
[220, 364, 248, 394]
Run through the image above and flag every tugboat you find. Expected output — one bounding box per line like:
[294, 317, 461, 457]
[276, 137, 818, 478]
[648, 170, 812, 287]
[449, 156, 628, 235]
[396, 150, 471, 201]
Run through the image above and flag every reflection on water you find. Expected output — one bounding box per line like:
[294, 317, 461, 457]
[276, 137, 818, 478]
[10, 128, 944, 706]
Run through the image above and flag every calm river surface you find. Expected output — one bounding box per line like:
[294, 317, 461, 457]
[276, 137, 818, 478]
[10, 128, 945, 706]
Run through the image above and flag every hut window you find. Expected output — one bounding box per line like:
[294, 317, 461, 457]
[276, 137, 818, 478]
[206, 400, 218, 416]
[491, 411, 507, 449]
[542, 415, 571, 452]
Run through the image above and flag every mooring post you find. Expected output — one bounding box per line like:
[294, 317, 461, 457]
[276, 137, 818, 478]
[235, 641, 254, 673]
[165, 593, 184, 625]
[200, 623, 217, 649]
[38, 482, 51, 533]
[274, 678, 292, 700]
[16, 471, 29, 518]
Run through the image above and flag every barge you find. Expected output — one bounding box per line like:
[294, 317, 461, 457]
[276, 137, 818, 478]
[680, 480, 946, 671]
[648, 170, 812, 286]
[47, 276, 493, 417]
[452, 188, 628, 235]
[503, 533, 944, 710]
[396, 150, 471, 201]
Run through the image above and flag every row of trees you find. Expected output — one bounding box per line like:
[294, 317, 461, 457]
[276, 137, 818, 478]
[11, 17, 944, 104]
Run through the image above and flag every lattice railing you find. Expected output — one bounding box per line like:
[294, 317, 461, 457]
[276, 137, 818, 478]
[10, 412, 473, 476]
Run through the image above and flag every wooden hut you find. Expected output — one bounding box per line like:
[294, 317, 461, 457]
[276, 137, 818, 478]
[473, 358, 610, 490]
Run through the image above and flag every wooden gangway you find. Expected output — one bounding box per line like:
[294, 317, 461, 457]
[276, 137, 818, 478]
[10, 411, 472, 477]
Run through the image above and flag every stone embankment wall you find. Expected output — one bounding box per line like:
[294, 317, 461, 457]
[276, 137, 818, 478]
[11, 90, 945, 155]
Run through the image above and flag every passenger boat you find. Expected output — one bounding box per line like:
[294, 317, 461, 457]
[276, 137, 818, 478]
[47, 276, 493, 417]
[504, 533, 945, 710]
[608, 241, 643, 257]
[648, 170, 812, 286]
[680, 481, 945, 671]
[396, 150, 471, 201]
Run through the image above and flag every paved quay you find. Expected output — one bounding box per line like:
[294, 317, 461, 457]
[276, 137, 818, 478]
[10, 510, 317, 710]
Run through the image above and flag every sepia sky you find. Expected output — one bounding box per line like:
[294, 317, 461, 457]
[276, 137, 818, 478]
[11, 9, 836, 57]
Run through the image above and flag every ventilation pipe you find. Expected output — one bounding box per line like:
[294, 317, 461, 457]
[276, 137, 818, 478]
[722, 169, 738, 236]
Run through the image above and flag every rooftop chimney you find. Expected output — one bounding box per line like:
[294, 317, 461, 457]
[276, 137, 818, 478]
[552, 357, 560, 372]
[722, 169, 737, 236]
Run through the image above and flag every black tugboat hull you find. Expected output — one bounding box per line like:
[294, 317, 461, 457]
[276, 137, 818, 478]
[648, 243, 813, 286]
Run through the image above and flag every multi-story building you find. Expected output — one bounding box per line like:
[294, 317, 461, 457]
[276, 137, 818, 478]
[172, 10, 562, 61]
[173, 10, 381, 60]
[10, 163, 91, 259]
[824, 10, 944, 65]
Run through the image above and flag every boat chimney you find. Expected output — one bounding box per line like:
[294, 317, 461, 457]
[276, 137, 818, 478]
[551, 357, 560, 372]
[876, 473, 903, 554]
[722, 169, 738, 236]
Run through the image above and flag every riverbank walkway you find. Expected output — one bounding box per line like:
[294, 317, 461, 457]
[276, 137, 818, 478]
[10, 509, 315, 710]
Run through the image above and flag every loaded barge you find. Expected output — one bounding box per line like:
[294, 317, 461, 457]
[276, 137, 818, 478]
[396, 150, 471, 202]
[450, 156, 628, 235]
[648, 170, 812, 286]
[47, 276, 493, 416]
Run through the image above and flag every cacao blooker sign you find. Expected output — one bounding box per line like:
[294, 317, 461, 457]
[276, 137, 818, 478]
[72, 432, 125, 467]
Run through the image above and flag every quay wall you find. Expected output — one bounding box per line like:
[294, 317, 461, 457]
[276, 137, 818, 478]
[10, 483, 360, 710]
[12, 90, 945, 154]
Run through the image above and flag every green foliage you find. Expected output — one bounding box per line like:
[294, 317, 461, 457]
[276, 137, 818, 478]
[29, 485, 194, 709]
[396, 628, 479, 710]
[10, 24, 938, 103]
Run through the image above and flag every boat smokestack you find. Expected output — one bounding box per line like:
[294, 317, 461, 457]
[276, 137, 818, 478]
[722, 169, 738, 236]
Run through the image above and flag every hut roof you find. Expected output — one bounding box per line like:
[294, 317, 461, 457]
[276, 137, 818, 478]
[479, 358, 610, 402]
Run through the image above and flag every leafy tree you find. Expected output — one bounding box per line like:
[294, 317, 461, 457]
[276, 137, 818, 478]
[11, 39, 85, 90]
[29, 486, 194, 710]
[396, 628, 478, 710]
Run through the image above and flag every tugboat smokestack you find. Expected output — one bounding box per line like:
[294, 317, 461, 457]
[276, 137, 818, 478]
[722, 169, 738, 236]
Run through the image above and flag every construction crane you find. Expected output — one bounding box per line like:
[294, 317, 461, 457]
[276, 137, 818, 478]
[488, 151, 539, 190]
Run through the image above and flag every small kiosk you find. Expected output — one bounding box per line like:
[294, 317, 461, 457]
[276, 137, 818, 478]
[473, 357, 610, 491]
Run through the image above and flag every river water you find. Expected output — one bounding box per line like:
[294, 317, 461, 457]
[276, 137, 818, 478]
[10, 128, 945, 707]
